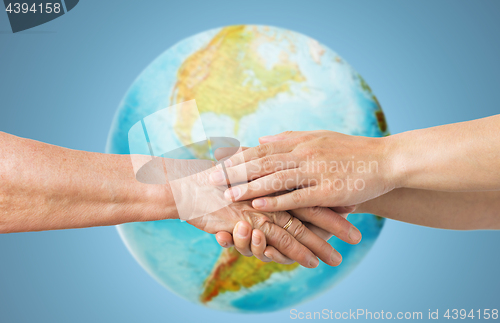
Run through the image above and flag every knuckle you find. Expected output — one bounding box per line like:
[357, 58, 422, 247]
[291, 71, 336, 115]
[299, 147, 317, 158]
[295, 134, 314, 144]
[256, 144, 270, 157]
[247, 180, 259, 193]
[273, 170, 288, 182]
[292, 221, 307, 241]
[257, 219, 273, 235]
[309, 206, 324, 217]
[302, 134, 316, 141]
[323, 179, 335, 192]
[260, 156, 274, 172]
[291, 190, 305, 205]
[329, 213, 346, 230]
[277, 232, 294, 252]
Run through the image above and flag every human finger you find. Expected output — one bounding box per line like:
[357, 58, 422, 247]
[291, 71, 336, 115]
[277, 213, 342, 266]
[250, 229, 272, 262]
[263, 246, 295, 265]
[222, 226, 289, 264]
[210, 153, 299, 186]
[259, 131, 312, 144]
[262, 220, 335, 265]
[255, 213, 319, 268]
[233, 221, 253, 257]
[221, 140, 294, 168]
[215, 231, 234, 248]
[223, 168, 310, 201]
[290, 207, 362, 244]
[252, 187, 324, 212]
[304, 222, 333, 241]
[214, 147, 250, 161]
[331, 205, 357, 214]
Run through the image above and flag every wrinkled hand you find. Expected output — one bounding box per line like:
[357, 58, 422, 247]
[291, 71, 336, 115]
[187, 202, 359, 268]
[214, 206, 357, 265]
[210, 130, 394, 212]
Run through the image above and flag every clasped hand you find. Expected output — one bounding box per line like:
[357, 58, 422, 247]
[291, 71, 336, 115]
[188, 130, 386, 268]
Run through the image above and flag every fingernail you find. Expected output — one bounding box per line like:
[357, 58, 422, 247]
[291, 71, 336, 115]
[253, 199, 266, 208]
[264, 251, 272, 259]
[224, 159, 232, 167]
[309, 257, 319, 268]
[259, 135, 274, 141]
[225, 186, 241, 201]
[252, 232, 261, 245]
[236, 223, 250, 239]
[348, 227, 362, 243]
[220, 241, 227, 247]
[331, 250, 342, 265]
[210, 170, 225, 184]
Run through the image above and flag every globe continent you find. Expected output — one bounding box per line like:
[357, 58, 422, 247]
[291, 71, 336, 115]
[106, 25, 388, 313]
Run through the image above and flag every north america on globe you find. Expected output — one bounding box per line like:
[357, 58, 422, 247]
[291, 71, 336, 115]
[106, 25, 388, 313]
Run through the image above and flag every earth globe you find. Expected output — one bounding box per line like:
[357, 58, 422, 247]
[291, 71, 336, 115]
[106, 25, 388, 313]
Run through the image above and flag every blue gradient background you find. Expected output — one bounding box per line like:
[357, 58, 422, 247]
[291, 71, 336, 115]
[0, 1, 499, 322]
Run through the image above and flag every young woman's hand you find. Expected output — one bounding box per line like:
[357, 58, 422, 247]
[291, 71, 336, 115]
[210, 130, 397, 212]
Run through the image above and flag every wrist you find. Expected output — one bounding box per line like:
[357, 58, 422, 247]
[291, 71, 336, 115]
[381, 134, 408, 190]
[114, 155, 179, 223]
[139, 183, 179, 222]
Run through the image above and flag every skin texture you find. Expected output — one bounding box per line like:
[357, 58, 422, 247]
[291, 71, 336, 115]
[211, 115, 500, 213]
[213, 115, 500, 261]
[0, 132, 168, 232]
[216, 206, 354, 265]
[220, 188, 500, 260]
[0, 132, 362, 268]
[356, 188, 500, 230]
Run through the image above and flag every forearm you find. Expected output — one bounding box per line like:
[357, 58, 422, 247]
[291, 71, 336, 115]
[388, 114, 500, 191]
[0, 132, 177, 233]
[356, 188, 500, 230]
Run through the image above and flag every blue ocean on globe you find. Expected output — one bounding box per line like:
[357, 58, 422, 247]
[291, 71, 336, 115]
[106, 25, 388, 313]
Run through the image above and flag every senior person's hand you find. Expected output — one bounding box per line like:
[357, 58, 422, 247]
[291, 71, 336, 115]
[187, 202, 354, 267]
[213, 206, 357, 265]
[210, 130, 395, 212]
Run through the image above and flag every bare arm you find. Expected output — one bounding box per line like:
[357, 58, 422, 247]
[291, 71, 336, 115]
[0, 132, 358, 268]
[390, 114, 500, 192]
[211, 114, 500, 212]
[355, 188, 500, 230]
[0, 132, 177, 233]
